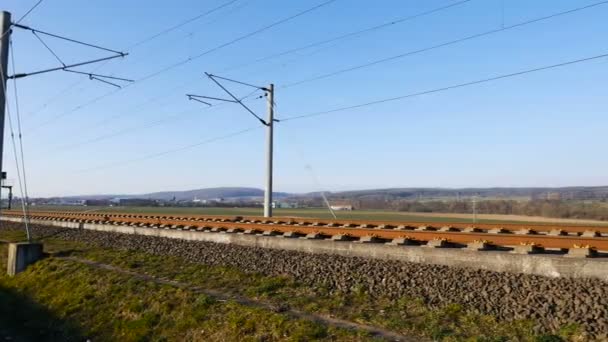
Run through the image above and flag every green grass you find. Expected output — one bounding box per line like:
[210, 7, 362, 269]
[0, 237, 373, 341]
[1, 258, 368, 341]
[29, 205, 608, 226]
[0, 229, 586, 341]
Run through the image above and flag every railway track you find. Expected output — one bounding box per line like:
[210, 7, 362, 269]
[4, 210, 608, 256]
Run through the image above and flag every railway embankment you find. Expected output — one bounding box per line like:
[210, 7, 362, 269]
[1, 220, 607, 339]
[4, 214, 608, 280]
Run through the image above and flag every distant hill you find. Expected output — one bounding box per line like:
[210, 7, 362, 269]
[54, 187, 291, 201]
[297, 186, 608, 201]
[39, 186, 608, 202]
[142, 187, 290, 201]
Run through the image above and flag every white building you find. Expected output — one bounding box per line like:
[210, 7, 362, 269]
[329, 201, 354, 211]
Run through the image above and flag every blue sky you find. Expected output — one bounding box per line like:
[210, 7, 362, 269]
[2, 0, 607, 196]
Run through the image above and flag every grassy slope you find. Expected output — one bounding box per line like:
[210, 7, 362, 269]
[30, 205, 608, 225]
[0, 230, 583, 341]
[0, 240, 371, 341]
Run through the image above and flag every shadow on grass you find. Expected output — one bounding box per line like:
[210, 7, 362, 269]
[0, 284, 85, 341]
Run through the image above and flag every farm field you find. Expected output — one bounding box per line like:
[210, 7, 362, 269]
[28, 205, 608, 226]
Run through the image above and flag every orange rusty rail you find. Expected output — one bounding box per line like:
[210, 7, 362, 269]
[8, 210, 608, 234]
[5, 210, 608, 252]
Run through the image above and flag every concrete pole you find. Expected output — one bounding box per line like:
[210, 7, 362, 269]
[472, 196, 477, 224]
[7, 186, 12, 210]
[0, 12, 11, 223]
[264, 84, 274, 217]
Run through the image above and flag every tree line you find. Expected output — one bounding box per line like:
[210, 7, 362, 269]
[387, 199, 608, 221]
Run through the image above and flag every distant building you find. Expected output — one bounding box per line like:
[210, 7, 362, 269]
[330, 201, 354, 211]
[84, 199, 111, 206]
[118, 198, 157, 206]
[57, 199, 85, 206]
[272, 201, 299, 209]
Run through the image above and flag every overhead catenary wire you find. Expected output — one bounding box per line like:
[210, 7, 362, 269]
[100, 0, 253, 79]
[280, 52, 608, 122]
[128, 0, 241, 51]
[280, 0, 608, 89]
[25, 0, 246, 119]
[47, 88, 263, 154]
[69, 50, 608, 173]
[63, 0, 602, 135]
[34, 0, 455, 133]
[14, 0, 45, 25]
[9, 38, 32, 234]
[221, 0, 473, 73]
[77, 126, 262, 173]
[0, 51, 31, 241]
[30, 0, 339, 130]
[91, 78, 201, 127]
[136, 0, 338, 84]
[6, 101, 31, 241]
[0, 0, 45, 41]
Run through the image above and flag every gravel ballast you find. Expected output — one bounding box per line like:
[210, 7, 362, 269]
[2, 222, 607, 339]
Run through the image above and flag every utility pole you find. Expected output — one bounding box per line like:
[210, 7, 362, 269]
[472, 195, 478, 224]
[6, 185, 11, 210]
[187, 74, 276, 218]
[264, 84, 274, 217]
[0, 12, 11, 220]
[2, 11, 42, 275]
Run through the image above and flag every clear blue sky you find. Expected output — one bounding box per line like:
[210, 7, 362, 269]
[2, 0, 607, 197]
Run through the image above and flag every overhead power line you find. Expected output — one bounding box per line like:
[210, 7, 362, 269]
[0, 0, 45, 41]
[47, 88, 263, 154]
[15, 0, 44, 24]
[73, 51, 607, 173]
[25, 0, 245, 119]
[44, 0, 460, 133]
[30, 0, 339, 130]
[280, 0, 608, 89]
[280, 52, 608, 122]
[128, 0, 241, 51]
[0, 42, 32, 240]
[136, 0, 339, 84]
[77, 126, 261, 173]
[222, 0, 472, 73]
[69, 1, 607, 131]
[8, 38, 32, 237]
